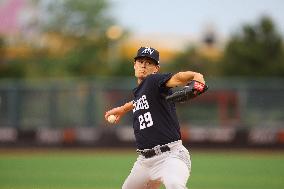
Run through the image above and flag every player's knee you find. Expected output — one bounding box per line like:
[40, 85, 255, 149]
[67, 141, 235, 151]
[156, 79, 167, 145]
[122, 179, 147, 189]
[163, 179, 187, 189]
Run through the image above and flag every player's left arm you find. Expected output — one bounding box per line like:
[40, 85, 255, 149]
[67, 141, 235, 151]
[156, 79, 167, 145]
[166, 71, 205, 88]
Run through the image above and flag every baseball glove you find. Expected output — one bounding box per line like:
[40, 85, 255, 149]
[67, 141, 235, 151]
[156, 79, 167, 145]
[166, 80, 208, 103]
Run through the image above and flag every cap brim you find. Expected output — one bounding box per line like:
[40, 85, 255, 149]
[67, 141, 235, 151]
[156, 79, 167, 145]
[134, 55, 159, 65]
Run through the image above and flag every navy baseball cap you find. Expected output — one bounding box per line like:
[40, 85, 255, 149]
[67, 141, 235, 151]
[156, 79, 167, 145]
[134, 47, 159, 65]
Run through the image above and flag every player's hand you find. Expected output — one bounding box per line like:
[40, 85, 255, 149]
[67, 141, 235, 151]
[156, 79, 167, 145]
[104, 106, 125, 124]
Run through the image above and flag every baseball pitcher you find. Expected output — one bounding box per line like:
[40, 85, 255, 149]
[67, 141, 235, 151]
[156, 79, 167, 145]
[105, 47, 208, 189]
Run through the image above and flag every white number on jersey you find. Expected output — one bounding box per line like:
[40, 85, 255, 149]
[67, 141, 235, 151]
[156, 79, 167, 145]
[138, 112, 153, 130]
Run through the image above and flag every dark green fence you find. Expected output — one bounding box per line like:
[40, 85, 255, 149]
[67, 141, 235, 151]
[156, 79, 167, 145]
[0, 77, 284, 129]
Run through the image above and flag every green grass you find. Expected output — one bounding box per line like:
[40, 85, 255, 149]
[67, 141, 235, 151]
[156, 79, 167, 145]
[0, 149, 284, 189]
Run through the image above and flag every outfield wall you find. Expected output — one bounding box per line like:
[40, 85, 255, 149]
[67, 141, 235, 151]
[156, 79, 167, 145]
[0, 126, 284, 148]
[0, 77, 284, 148]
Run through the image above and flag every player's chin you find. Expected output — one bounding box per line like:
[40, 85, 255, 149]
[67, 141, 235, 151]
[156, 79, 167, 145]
[136, 73, 146, 79]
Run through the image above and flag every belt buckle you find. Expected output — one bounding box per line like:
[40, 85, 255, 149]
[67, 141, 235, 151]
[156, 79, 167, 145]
[137, 145, 167, 158]
[153, 145, 162, 155]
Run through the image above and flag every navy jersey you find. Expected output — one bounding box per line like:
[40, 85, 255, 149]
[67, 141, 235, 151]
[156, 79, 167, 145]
[132, 73, 181, 150]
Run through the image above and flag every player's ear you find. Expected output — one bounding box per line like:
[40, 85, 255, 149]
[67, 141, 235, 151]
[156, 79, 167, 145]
[154, 65, 160, 73]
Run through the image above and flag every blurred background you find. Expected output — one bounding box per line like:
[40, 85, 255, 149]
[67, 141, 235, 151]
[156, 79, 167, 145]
[0, 0, 284, 188]
[0, 0, 284, 148]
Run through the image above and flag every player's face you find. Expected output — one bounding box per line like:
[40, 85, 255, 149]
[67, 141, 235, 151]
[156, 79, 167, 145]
[134, 57, 159, 80]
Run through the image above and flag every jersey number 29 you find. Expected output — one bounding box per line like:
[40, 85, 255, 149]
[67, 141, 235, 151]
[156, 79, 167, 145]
[138, 112, 153, 130]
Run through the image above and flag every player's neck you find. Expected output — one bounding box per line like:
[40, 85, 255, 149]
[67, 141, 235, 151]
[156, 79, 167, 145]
[137, 77, 145, 85]
[137, 79, 142, 85]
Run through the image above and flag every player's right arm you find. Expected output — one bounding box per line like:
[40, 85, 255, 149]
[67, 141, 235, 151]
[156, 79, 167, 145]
[166, 71, 205, 88]
[104, 101, 134, 124]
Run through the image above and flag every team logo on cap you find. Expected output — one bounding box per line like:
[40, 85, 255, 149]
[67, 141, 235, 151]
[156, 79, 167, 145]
[141, 47, 155, 55]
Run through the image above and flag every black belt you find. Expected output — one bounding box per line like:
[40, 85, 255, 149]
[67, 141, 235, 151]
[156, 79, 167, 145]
[137, 145, 170, 158]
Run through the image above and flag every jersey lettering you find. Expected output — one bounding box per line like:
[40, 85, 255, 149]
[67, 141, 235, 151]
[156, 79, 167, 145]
[133, 95, 149, 113]
[138, 112, 153, 130]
